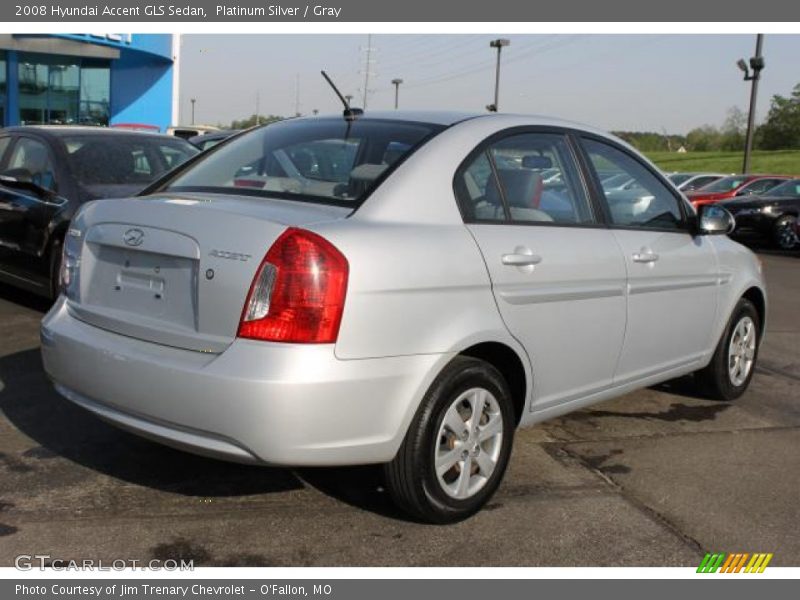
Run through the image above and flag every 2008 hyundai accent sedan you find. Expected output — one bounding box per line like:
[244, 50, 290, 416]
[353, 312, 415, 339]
[41, 112, 766, 523]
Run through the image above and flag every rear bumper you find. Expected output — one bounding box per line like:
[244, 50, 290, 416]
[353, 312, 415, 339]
[41, 298, 450, 466]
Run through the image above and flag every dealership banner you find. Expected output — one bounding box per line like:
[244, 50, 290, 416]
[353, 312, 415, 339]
[4, 0, 800, 22]
[4, 579, 798, 599]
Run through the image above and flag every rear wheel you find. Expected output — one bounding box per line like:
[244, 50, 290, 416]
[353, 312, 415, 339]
[695, 298, 760, 401]
[384, 356, 515, 523]
[773, 215, 798, 250]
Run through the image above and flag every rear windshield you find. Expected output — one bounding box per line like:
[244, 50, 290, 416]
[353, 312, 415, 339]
[668, 173, 692, 185]
[765, 179, 800, 197]
[64, 135, 199, 186]
[163, 118, 444, 206]
[701, 175, 748, 193]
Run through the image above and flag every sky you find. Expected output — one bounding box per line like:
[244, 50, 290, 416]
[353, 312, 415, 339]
[178, 34, 800, 135]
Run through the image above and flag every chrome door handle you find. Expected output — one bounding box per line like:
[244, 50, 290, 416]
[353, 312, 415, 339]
[632, 251, 659, 263]
[502, 253, 543, 267]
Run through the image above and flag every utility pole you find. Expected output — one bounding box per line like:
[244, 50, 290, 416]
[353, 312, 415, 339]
[190, 98, 196, 125]
[294, 73, 301, 117]
[391, 78, 403, 109]
[487, 39, 510, 112]
[255, 90, 260, 125]
[361, 34, 376, 109]
[738, 34, 765, 174]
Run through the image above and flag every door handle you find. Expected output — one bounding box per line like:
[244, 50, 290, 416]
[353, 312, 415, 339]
[632, 250, 659, 263]
[502, 253, 543, 267]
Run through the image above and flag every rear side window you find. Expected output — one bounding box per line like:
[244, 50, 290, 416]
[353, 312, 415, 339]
[456, 132, 594, 225]
[740, 178, 786, 196]
[165, 119, 443, 206]
[582, 138, 684, 231]
[7, 137, 57, 191]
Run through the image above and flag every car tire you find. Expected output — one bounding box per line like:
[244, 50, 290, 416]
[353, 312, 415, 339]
[695, 298, 760, 401]
[49, 236, 64, 301]
[773, 215, 798, 250]
[384, 356, 515, 523]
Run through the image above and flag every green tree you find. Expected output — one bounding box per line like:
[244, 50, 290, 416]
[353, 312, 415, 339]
[230, 114, 284, 129]
[757, 83, 800, 150]
[686, 125, 722, 152]
[720, 106, 746, 152]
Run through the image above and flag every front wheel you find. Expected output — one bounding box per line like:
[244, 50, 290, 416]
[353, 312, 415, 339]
[384, 356, 515, 524]
[773, 215, 798, 250]
[695, 298, 760, 401]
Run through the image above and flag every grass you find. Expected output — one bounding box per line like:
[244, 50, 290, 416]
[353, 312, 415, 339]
[644, 150, 800, 176]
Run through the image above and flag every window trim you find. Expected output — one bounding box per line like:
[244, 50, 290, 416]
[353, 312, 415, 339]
[575, 133, 695, 235]
[452, 125, 605, 229]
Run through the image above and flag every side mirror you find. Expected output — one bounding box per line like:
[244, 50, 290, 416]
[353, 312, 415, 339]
[698, 204, 735, 235]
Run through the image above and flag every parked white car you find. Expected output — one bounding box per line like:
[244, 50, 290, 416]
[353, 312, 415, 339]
[41, 112, 766, 522]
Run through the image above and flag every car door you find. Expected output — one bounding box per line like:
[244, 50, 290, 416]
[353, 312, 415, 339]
[456, 130, 627, 410]
[0, 134, 17, 251]
[0, 135, 65, 255]
[580, 136, 718, 384]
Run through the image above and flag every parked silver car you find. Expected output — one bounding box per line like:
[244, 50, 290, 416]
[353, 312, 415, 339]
[41, 112, 766, 522]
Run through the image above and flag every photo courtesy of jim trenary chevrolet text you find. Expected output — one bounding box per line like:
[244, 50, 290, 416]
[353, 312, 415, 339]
[0, 0, 799, 595]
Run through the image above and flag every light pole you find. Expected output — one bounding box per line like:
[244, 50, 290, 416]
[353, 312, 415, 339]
[190, 98, 196, 125]
[391, 78, 403, 109]
[737, 34, 765, 174]
[487, 38, 510, 112]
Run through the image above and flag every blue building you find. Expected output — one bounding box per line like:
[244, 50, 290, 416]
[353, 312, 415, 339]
[0, 34, 179, 132]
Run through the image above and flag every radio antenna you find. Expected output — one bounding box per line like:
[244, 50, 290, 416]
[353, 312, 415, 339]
[321, 70, 363, 122]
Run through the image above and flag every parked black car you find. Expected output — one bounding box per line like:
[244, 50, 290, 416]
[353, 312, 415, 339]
[0, 126, 199, 298]
[721, 178, 800, 249]
[188, 129, 241, 151]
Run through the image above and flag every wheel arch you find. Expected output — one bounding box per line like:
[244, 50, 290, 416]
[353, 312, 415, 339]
[458, 341, 529, 426]
[742, 285, 766, 335]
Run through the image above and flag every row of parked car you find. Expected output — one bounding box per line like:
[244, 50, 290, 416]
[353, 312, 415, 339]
[0, 122, 796, 304]
[664, 171, 800, 250]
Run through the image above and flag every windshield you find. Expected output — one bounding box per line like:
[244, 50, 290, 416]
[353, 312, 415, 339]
[764, 179, 800, 197]
[65, 135, 199, 186]
[668, 173, 692, 185]
[164, 118, 444, 206]
[700, 176, 749, 193]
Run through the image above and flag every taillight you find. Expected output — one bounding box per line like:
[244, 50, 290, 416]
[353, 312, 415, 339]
[238, 228, 349, 344]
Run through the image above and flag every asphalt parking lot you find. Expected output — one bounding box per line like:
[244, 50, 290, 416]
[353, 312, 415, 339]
[0, 249, 798, 567]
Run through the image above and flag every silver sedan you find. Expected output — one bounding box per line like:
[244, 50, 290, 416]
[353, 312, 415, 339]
[41, 112, 766, 522]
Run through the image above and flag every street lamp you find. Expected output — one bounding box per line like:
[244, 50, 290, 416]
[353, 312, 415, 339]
[737, 34, 765, 174]
[391, 78, 404, 109]
[487, 38, 510, 112]
[190, 98, 196, 125]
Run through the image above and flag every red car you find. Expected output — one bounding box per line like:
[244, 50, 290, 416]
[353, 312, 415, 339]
[686, 174, 790, 207]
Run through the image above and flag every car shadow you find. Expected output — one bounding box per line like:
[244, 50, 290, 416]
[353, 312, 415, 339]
[0, 282, 52, 314]
[0, 346, 413, 519]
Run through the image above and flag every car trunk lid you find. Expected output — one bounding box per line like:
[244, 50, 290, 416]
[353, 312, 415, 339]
[69, 192, 351, 353]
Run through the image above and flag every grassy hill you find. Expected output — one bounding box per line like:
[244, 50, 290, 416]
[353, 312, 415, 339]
[644, 150, 800, 176]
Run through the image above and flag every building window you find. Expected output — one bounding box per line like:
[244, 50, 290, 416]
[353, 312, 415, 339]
[79, 59, 110, 126]
[17, 53, 108, 126]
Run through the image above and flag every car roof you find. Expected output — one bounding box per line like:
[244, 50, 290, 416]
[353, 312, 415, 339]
[1, 125, 181, 142]
[295, 110, 610, 133]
